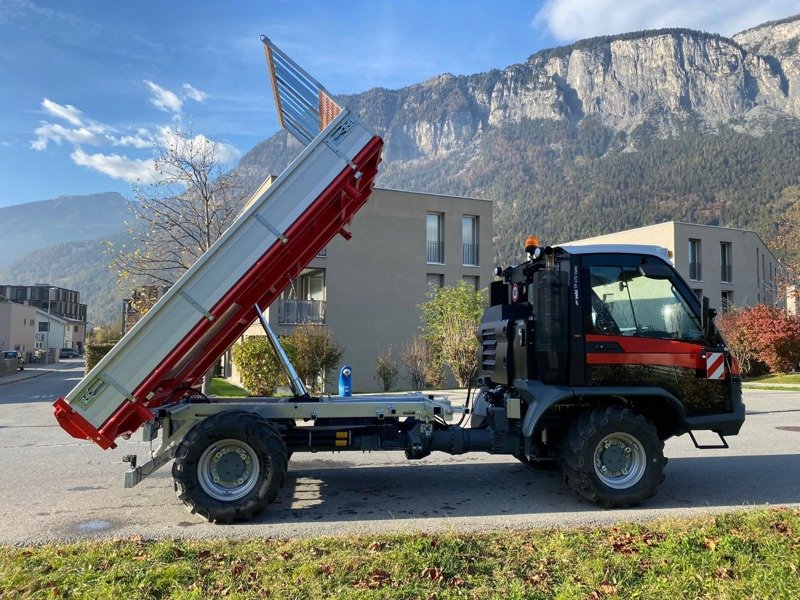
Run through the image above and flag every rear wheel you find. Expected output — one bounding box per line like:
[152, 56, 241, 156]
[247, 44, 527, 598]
[560, 406, 666, 508]
[172, 411, 288, 523]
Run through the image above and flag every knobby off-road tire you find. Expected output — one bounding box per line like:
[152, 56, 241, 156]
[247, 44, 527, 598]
[560, 406, 666, 508]
[172, 411, 288, 523]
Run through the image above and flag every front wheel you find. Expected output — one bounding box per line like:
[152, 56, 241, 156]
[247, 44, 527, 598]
[560, 406, 666, 508]
[172, 411, 288, 523]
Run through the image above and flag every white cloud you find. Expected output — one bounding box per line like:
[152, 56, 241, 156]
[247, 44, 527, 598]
[30, 94, 240, 184]
[159, 126, 240, 164]
[111, 134, 154, 149]
[182, 83, 208, 102]
[71, 148, 157, 183]
[31, 122, 105, 149]
[144, 80, 183, 115]
[41, 98, 84, 126]
[534, 0, 799, 41]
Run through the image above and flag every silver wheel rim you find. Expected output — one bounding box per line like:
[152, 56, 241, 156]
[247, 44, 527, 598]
[198, 439, 260, 501]
[593, 432, 646, 489]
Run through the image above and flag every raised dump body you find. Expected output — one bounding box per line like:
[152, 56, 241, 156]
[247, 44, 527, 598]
[54, 37, 383, 449]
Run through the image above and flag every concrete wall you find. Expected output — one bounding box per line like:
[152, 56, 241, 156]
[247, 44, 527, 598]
[568, 221, 782, 312]
[0, 301, 37, 357]
[231, 187, 494, 393]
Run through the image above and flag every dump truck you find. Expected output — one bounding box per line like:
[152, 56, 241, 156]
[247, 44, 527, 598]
[54, 37, 744, 522]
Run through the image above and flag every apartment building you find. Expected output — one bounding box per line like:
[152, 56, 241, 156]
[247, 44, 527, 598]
[568, 221, 782, 312]
[0, 300, 37, 359]
[0, 284, 87, 322]
[231, 187, 494, 393]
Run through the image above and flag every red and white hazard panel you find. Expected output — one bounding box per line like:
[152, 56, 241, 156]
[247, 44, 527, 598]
[705, 352, 726, 380]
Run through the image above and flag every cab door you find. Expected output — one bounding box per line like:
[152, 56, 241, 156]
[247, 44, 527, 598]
[581, 254, 730, 416]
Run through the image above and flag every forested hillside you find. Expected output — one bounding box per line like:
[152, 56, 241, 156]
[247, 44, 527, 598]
[0, 234, 129, 325]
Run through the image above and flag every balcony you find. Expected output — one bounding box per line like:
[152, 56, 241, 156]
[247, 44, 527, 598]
[278, 299, 325, 324]
[462, 243, 479, 266]
[689, 261, 701, 281]
[426, 241, 444, 264]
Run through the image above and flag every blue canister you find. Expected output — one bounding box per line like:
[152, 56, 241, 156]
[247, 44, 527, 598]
[338, 365, 352, 396]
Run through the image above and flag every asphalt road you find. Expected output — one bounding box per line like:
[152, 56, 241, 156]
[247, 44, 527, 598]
[1, 362, 798, 544]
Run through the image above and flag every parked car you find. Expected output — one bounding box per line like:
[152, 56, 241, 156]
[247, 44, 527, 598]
[59, 348, 79, 359]
[2, 350, 24, 371]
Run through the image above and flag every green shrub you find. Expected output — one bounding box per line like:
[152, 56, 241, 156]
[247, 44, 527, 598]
[419, 281, 487, 387]
[282, 323, 343, 393]
[231, 337, 283, 396]
[85, 343, 117, 372]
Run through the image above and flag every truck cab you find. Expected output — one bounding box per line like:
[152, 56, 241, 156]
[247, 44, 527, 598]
[477, 241, 745, 505]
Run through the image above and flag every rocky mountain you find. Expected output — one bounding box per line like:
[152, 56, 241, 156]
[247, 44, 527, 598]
[7, 15, 800, 325]
[239, 16, 800, 264]
[0, 192, 128, 269]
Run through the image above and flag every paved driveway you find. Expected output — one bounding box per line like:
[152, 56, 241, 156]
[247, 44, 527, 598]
[0, 364, 798, 544]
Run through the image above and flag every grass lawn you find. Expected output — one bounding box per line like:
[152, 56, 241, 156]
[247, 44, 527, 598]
[207, 377, 251, 398]
[745, 373, 800, 385]
[1, 508, 798, 599]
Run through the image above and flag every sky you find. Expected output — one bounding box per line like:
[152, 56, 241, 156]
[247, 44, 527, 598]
[0, 0, 797, 208]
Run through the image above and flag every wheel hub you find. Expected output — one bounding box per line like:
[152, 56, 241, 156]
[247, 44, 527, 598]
[198, 439, 261, 501]
[593, 432, 646, 489]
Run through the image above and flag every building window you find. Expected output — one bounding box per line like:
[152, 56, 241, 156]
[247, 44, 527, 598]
[278, 268, 326, 324]
[316, 248, 327, 257]
[38, 322, 49, 332]
[721, 290, 733, 313]
[463, 275, 479, 291]
[462, 216, 479, 266]
[427, 273, 444, 288]
[720, 242, 732, 283]
[688, 238, 701, 280]
[426, 213, 444, 264]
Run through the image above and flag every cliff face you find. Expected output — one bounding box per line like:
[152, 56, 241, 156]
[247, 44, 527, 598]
[734, 15, 800, 112]
[342, 27, 797, 161]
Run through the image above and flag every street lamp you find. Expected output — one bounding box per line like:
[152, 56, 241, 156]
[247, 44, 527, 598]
[45, 286, 55, 364]
[122, 298, 133, 336]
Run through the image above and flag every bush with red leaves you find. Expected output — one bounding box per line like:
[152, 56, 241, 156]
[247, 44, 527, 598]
[717, 304, 800, 375]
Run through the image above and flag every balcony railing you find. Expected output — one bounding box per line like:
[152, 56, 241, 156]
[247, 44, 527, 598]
[278, 299, 325, 324]
[689, 261, 701, 280]
[462, 243, 479, 266]
[426, 240, 444, 264]
[721, 264, 732, 283]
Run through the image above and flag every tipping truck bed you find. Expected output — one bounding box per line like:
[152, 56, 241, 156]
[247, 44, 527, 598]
[53, 37, 383, 449]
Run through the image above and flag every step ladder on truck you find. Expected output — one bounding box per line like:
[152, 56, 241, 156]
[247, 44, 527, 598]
[54, 37, 745, 523]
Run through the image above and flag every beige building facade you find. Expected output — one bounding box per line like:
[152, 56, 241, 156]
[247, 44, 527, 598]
[568, 221, 782, 312]
[0, 300, 37, 359]
[230, 187, 494, 393]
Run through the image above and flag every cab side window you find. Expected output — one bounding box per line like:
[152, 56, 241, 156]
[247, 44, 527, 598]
[589, 264, 702, 340]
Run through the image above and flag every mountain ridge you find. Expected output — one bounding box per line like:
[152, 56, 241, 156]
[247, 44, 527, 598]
[6, 14, 800, 323]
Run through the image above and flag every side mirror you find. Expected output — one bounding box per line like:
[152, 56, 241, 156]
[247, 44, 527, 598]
[701, 296, 717, 340]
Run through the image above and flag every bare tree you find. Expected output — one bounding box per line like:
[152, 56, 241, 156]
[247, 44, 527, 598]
[401, 336, 431, 390]
[107, 127, 246, 286]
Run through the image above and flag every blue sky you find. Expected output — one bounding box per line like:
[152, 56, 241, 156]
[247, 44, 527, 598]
[0, 0, 796, 208]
